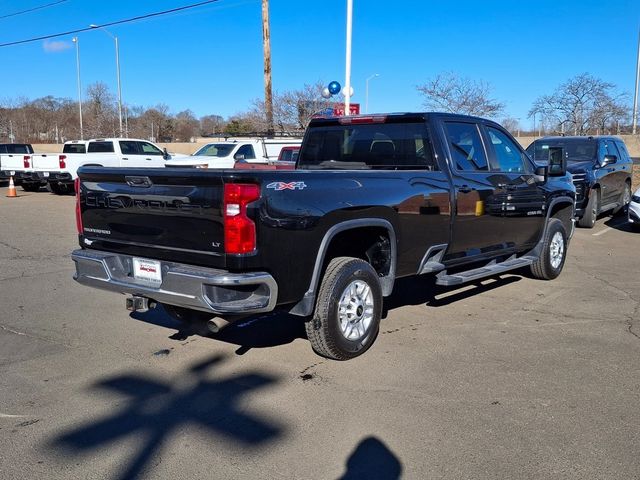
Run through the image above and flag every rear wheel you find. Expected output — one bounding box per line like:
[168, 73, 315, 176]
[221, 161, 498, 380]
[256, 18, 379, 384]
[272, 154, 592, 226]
[530, 218, 567, 280]
[578, 188, 599, 228]
[306, 257, 382, 360]
[614, 182, 631, 215]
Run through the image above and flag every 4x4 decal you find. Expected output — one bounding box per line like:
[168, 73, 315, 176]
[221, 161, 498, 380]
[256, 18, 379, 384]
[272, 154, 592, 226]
[266, 181, 307, 191]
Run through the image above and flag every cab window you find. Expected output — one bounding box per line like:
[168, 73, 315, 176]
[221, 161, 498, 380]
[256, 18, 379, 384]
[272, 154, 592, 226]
[236, 144, 256, 159]
[139, 142, 163, 155]
[486, 127, 528, 173]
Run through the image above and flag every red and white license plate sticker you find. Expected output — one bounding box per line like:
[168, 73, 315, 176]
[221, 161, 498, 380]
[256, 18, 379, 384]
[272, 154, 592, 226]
[132, 258, 162, 284]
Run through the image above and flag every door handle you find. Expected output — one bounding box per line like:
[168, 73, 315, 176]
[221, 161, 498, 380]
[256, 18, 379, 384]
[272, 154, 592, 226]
[458, 185, 473, 193]
[145, 158, 152, 161]
[122, 157, 129, 160]
[497, 183, 517, 191]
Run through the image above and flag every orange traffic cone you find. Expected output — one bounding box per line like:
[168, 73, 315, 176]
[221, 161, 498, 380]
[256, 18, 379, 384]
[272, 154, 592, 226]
[6, 176, 17, 198]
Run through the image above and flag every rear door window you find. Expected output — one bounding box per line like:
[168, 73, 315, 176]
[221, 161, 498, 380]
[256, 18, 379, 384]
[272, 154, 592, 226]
[444, 122, 488, 171]
[88, 141, 115, 153]
[615, 141, 630, 162]
[602, 139, 620, 159]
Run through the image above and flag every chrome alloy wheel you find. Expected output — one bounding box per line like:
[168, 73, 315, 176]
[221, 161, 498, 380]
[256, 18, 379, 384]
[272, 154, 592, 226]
[549, 231, 565, 269]
[338, 280, 374, 341]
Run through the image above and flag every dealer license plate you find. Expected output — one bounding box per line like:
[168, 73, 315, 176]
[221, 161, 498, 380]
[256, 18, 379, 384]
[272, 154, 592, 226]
[43, 172, 50, 177]
[9, 170, 15, 176]
[132, 258, 162, 285]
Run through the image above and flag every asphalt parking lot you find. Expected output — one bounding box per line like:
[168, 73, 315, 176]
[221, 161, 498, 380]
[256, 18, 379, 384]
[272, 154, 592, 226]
[1, 186, 639, 480]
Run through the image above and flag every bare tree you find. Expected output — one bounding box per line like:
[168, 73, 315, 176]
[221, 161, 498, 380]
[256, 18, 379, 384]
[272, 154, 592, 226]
[529, 73, 629, 135]
[417, 72, 504, 117]
[500, 117, 521, 136]
[84, 82, 118, 138]
[173, 110, 199, 142]
[249, 81, 333, 133]
[199, 114, 225, 136]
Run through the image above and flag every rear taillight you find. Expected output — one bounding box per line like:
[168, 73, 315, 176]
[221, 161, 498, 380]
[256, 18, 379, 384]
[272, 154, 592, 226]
[75, 178, 83, 235]
[223, 183, 260, 254]
[59, 155, 66, 169]
[23, 156, 30, 168]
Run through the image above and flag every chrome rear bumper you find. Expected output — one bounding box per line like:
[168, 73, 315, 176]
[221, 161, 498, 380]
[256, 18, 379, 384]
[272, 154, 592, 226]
[71, 249, 277, 315]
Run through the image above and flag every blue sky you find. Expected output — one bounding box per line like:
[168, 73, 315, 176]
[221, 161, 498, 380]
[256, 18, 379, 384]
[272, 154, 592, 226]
[0, 0, 639, 129]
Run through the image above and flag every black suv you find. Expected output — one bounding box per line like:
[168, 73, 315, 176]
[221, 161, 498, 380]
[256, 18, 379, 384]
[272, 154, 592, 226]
[526, 136, 633, 228]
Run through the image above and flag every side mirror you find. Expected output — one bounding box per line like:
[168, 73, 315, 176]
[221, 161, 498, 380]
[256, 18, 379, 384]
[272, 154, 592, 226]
[599, 154, 616, 167]
[234, 153, 246, 162]
[163, 147, 169, 160]
[547, 146, 566, 177]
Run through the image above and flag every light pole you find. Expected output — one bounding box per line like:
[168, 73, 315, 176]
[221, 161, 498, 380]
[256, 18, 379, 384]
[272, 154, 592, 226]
[365, 73, 379, 114]
[633, 24, 640, 135]
[344, 0, 353, 116]
[90, 24, 123, 137]
[72, 37, 83, 139]
[532, 111, 537, 138]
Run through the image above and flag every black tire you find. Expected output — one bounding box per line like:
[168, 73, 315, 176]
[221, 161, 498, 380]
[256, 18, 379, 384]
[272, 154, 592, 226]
[530, 218, 567, 280]
[49, 182, 72, 195]
[614, 181, 631, 215]
[305, 257, 382, 360]
[21, 183, 41, 192]
[577, 188, 599, 228]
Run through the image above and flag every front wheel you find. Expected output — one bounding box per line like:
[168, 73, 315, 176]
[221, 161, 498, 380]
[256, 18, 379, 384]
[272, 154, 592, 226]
[306, 257, 382, 360]
[530, 218, 567, 280]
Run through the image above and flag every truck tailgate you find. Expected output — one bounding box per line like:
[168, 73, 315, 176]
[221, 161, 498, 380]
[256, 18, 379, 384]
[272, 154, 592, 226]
[32, 153, 60, 170]
[1, 154, 30, 171]
[78, 168, 227, 268]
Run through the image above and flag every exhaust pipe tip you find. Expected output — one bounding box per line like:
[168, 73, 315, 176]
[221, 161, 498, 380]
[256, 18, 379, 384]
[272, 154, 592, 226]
[206, 317, 229, 334]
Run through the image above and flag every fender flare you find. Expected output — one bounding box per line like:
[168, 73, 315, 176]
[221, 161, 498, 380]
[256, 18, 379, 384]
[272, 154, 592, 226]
[289, 218, 397, 317]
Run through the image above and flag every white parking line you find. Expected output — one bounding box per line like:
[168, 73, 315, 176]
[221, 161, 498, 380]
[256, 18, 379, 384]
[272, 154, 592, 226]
[592, 220, 627, 236]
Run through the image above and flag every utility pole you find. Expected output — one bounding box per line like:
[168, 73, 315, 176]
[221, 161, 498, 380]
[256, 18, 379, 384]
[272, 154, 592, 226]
[261, 0, 273, 135]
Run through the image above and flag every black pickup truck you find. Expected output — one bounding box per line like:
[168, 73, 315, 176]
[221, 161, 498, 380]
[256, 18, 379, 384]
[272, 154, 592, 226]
[72, 113, 575, 360]
[526, 136, 633, 228]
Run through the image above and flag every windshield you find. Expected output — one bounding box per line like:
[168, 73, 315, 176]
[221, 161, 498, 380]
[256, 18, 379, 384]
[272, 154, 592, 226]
[193, 143, 236, 157]
[298, 122, 436, 170]
[526, 138, 597, 163]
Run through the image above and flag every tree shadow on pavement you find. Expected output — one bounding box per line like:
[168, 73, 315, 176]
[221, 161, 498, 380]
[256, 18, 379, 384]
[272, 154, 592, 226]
[338, 436, 402, 480]
[382, 274, 522, 319]
[50, 354, 284, 480]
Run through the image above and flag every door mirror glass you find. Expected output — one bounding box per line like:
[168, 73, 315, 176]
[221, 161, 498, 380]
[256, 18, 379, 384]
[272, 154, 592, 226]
[548, 146, 566, 176]
[234, 153, 246, 162]
[599, 154, 616, 167]
[163, 147, 169, 160]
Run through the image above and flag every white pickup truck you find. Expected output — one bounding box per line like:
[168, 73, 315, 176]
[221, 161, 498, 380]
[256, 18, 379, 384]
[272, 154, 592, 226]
[31, 138, 186, 194]
[164, 138, 302, 169]
[0, 143, 39, 190]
